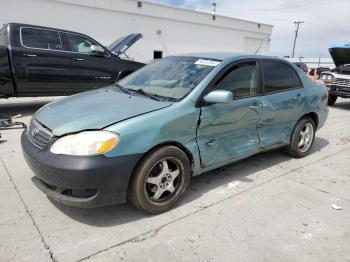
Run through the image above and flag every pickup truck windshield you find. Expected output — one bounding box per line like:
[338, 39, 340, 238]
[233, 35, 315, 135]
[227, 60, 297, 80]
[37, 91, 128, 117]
[118, 56, 221, 100]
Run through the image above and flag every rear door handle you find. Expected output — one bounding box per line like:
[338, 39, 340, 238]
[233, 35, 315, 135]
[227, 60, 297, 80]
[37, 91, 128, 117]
[294, 93, 303, 101]
[23, 54, 37, 57]
[73, 58, 85, 61]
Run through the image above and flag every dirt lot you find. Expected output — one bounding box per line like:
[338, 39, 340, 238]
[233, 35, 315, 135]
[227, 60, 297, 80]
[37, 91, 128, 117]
[0, 97, 349, 262]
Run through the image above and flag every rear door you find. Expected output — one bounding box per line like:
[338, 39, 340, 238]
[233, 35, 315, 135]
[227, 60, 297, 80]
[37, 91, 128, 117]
[197, 60, 262, 167]
[11, 26, 72, 94]
[258, 60, 305, 147]
[59, 32, 117, 91]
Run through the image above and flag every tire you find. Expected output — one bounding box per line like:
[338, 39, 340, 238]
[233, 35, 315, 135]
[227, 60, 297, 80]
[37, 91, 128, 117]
[327, 94, 337, 106]
[286, 117, 316, 158]
[128, 146, 191, 214]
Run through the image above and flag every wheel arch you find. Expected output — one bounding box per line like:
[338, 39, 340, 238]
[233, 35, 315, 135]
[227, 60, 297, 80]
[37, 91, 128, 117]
[300, 112, 319, 129]
[127, 141, 194, 202]
[127, 141, 195, 194]
[140, 141, 194, 171]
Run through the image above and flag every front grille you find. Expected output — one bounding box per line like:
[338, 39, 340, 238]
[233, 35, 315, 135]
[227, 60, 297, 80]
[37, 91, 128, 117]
[331, 78, 350, 88]
[27, 119, 53, 149]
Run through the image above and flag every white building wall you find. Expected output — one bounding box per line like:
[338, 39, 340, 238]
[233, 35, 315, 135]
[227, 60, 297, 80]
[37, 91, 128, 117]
[0, 0, 273, 63]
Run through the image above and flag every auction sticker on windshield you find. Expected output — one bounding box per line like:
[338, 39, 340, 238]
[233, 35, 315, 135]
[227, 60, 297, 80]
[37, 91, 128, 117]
[195, 59, 220, 67]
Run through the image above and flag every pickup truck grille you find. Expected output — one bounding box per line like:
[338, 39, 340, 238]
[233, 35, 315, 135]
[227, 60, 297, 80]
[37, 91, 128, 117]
[27, 119, 53, 149]
[331, 78, 350, 88]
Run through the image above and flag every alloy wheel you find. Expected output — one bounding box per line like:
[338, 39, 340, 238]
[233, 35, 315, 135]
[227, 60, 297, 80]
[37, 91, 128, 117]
[298, 122, 314, 153]
[144, 158, 182, 202]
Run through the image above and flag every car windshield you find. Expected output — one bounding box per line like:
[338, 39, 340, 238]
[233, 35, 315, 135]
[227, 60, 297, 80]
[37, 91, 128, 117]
[118, 56, 221, 100]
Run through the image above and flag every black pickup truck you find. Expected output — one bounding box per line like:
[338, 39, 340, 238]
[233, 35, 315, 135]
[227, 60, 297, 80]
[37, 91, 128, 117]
[0, 23, 144, 98]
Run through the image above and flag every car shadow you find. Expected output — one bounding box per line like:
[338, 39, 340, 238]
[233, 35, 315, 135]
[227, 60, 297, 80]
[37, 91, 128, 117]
[331, 100, 350, 111]
[52, 136, 329, 227]
[0, 97, 58, 118]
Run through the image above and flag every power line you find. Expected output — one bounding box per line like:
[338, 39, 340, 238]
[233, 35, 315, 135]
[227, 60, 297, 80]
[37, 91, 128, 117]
[291, 20, 304, 58]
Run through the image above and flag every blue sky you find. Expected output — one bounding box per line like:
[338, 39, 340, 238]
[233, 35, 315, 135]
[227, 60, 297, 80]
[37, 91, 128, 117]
[149, 0, 350, 58]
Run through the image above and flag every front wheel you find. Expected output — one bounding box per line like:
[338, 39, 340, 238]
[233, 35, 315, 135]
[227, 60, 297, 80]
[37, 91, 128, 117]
[128, 146, 191, 214]
[286, 117, 316, 158]
[328, 94, 337, 106]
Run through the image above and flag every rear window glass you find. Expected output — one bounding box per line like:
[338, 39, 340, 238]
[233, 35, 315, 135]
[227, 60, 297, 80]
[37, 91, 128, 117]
[263, 61, 302, 93]
[21, 27, 62, 50]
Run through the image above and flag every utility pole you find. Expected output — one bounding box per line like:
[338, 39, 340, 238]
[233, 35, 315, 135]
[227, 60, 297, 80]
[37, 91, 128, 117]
[292, 21, 304, 58]
[212, 2, 216, 20]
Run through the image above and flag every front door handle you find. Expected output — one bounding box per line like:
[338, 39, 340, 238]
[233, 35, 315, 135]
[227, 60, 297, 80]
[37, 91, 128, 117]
[73, 58, 85, 61]
[249, 105, 260, 113]
[23, 54, 37, 57]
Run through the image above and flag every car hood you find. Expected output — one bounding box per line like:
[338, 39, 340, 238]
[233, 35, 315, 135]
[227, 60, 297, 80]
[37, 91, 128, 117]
[329, 43, 350, 67]
[34, 87, 172, 136]
[107, 33, 143, 56]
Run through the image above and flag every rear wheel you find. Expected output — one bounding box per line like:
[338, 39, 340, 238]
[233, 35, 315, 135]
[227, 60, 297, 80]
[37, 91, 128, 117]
[128, 146, 191, 214]
[328, 94, 337, 106]
[286, 117, 315, 158]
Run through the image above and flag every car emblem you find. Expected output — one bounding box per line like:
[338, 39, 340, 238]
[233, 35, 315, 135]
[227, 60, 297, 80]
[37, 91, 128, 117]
[31, 128, 39, 137]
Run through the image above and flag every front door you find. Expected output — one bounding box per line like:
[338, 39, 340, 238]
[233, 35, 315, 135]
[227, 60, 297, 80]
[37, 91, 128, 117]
[12, 27, 71, 94]
[59, 32, 116, 91]
[197, 60, 262, 167]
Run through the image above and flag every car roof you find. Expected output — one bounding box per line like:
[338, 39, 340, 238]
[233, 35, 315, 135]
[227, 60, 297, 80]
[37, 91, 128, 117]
[177, 52, 284, 62]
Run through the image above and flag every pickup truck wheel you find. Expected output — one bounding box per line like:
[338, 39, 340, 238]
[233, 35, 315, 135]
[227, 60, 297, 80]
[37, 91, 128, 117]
[327, 94, 337, 106]
[286, 117, 315, 158]
[128, 146, 191, 214]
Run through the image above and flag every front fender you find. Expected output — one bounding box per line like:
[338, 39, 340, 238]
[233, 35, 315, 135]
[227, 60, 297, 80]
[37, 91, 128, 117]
[104, 101, 202, 174]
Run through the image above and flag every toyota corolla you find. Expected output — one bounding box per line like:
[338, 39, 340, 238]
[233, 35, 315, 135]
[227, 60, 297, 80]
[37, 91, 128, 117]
[21, 53, 329, 213]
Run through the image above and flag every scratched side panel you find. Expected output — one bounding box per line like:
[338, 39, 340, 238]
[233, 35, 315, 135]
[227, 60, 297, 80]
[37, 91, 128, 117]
[258, 88, 306, 147]
[303, 76, 329, 129]
[196, 97, 261, 167]
[104, 101, 203, 173]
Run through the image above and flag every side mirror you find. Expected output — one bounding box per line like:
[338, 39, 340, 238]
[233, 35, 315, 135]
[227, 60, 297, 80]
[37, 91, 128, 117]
[203, 90, 233, 104]
[91, 45, 106, 56]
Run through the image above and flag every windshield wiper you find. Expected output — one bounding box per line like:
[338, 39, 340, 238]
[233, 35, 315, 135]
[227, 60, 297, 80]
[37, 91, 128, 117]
[130, 89, 162, 101]
[113, 83, 133, 96]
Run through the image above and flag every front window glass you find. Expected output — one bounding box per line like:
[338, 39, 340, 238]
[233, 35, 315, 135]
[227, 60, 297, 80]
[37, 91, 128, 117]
[60, 32, 97, 53]
[215, 62, 258, 98]
[119, 56, 221, 100]
[21, 27, 61, 50]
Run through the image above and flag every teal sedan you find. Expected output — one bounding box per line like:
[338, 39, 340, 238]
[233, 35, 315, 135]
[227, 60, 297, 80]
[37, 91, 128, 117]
[21, 53, 329, 213]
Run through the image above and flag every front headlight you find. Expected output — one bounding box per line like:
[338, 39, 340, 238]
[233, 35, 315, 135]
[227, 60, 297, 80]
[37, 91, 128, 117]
[321, 74, 328, 80]
[50, 131, 119, 156]
[327, 75, 334, 80]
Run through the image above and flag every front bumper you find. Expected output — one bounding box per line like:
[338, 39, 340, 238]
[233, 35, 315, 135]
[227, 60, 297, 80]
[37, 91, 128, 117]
[21, 131, 142, 208]
[328, 85, 350, 98]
